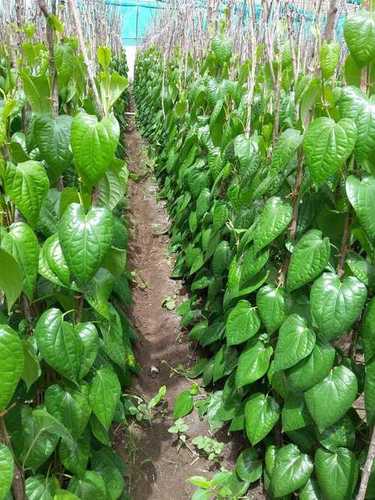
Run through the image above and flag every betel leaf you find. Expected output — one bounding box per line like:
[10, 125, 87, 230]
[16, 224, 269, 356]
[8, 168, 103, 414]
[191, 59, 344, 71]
[25, 475, 57, 500]
[299, 478, 322, 500]
[360, 298, 375, 362]
[173, 390, 194, 419]
[0, 325, 24, 411]
[346, 175, 375, 241]
[303, 117, 357, 184]
[0, 248, 23, 312]
[58, 203, 113, 283]
[45, 384, 91, 438]
[270, 128, 302, 174]
[256, 285, 287, 334]
[4, 160, 49, 227]
[71, 112, 120, 186]
[245, 393, 280, 446]
[89, 367, 121, 430]
[1, 222, 39, 299]
[344, 11, 375, 67]
[35, 309, 82, 382]
[0, 444, 14, 500]
[34, 114, 73, 180]
[317, 415, 356, 452]
[315, 447, 359, 500]
[235, 340, 273, 388]
[68, 470, 107, 499]
[286, 230, 331, 292]
[225, 300, 260, 346]
[287, 341, 336, 392]
[310, 273, 367, 341]
[43, 234, 70, 286]
[59, 431, 90, 477]
[235, 448, 262, 483]
[273, 314, 316, 371]
[320, 40, 340, 79]
[22, 338, 41, 390]
[270, 444, 313, 497]
[76, 322, 99, 379]
[304, 365, 358, 431]
[282, 394, 312, 432]
[252, 197, 292, 252]
[91, 448, 125, 500]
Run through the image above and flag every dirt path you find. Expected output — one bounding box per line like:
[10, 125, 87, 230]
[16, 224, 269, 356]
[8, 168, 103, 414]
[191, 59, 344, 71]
[117, 122, 225, 500]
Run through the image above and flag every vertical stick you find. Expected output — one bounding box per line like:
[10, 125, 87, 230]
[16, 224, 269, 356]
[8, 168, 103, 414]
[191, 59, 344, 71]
[357, 427, 375, 500]
[67, 0, 103, 117]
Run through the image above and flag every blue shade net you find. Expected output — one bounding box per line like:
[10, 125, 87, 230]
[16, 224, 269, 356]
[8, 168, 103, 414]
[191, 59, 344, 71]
[105, 0, 362, 47]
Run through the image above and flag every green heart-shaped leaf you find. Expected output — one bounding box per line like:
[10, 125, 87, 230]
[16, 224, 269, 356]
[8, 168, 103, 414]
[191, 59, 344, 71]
[43, 233, 70, 286]
[256, 285, 287, 334]
[4, 160, 49, 226]
[282, 394, 312, 432]
[77, 322, 99, 379]
[273, 314, 316, 371]
[287, 341, 336, 392]
[35, 308, 82, 382]
[89, 367, 121, 430]
[344, 11, 375, 67]
[310, 273, 367, 341]
[0, 444, 14, 500]
[315, 447, 359, 500]
[1, 222, 39, 299]
[304, 117, 357, 185]
[252, 197, 292, 251]
[287, 230, 331, 292]
[45, 384, 91, 438]
[271, 444, 313, 497]
[58, 203, 113, 283]
[226, 300, 260, 346]
[304, 365, 358, 431]
[0, 325, 24, 410]
[245, 393, 280, 445]
[34, 113, 73, 180]
[71, 112, 119, 186]
[235, 340, 273, 388]
[346, 175, 375, 241]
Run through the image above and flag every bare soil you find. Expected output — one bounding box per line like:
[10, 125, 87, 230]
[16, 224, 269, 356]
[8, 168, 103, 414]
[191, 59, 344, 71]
[115, 123, 241, 499]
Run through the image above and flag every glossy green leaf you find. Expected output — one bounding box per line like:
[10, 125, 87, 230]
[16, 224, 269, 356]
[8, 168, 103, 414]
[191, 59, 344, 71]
[89, 367, 121, 430]
[299, 478, 322, 500]
[253, 197, 292, 251]
[270, 128, 302, 173]
[0, 325, 24, 410]
[235, 340, 273, 388]
[305, 366, 358, 431]
[59, 432, 90, 477]
[76, 322, 99, 379]
[235, 448, 262, 483]
[58, 203, 113, 283]
[271, 444, 313, 497]
[287, 341, 336, 392]
[318, 415, 356, 452]
[71, 112, 120, 186]
[256, 284, 287, 334]
[4, 160, 49, 226]
[0, 249, 23, 312]
[68, 471, 107, 499]
[365, 357, 375, 426]
[226, 300, 260, 346]
[273, 314, 316, 371]
[1, 222, 39, 299]
[303, 117, 357, 184]
[344, 11, 375, 67]
[282, 394, 312, 432]
[320, 41, 340, 79]
[310, 273, 367, 341]
[173, 390, 194, 419]
[287, 230, 331, 292]
[35, 308, 82, 382]
[346, 176, 375, 241]
[91, 448, 125, 500]
[25, 475, 57, 500]
[34, 114, 73, 179]
[0, 444, 14, 500]
[45, 384, 91, 438]
[43, 234, 70, 286]
[245, 393, 280, 445]
[315, 447, 359, 500]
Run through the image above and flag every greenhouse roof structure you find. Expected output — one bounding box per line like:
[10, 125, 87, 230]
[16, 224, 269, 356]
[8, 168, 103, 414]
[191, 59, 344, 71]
[106, 0, 361, 46]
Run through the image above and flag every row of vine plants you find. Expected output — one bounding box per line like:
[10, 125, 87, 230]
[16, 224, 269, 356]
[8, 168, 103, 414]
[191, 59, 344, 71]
[135, 7, 375, 500]
[0, 13, 133, 500]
